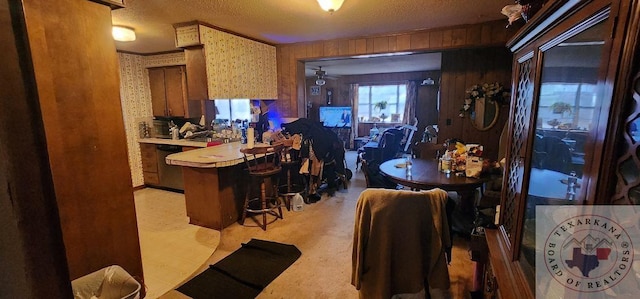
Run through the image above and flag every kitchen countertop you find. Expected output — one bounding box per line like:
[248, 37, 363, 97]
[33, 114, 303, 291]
[165, 141, 272, 168]
[138, 137, 208, 148]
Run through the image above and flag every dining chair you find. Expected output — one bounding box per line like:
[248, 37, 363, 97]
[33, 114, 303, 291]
[361, 159, 407, 189]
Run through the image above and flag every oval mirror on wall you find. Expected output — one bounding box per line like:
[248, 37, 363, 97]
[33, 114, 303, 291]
[470, 98, 499, 131]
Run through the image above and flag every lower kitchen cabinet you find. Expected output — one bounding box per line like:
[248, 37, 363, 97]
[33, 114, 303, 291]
[140, 143, 160, 186]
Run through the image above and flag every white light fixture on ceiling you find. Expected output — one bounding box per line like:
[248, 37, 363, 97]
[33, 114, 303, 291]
[421, 78, 435, 85]
[112, 26, 136, 42]
[315, 66, 326, 86]
[317, 0, 345, 13]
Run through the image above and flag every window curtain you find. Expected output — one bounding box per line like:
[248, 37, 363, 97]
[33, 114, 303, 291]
[403, 81, 418, 125]
[350, 83, 359, 147]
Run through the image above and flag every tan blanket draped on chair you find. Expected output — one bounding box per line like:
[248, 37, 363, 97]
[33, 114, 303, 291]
[351, 188, 452, 299]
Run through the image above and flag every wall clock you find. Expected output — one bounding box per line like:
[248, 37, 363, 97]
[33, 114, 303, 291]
[326, 89, 333, 105]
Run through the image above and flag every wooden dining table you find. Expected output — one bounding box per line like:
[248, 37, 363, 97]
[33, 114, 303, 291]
[380, 158, 487, 192]
[528, 167, 581, 200]
[379, 158, 488, 213]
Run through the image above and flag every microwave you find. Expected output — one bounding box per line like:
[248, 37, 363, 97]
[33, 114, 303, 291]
[152, 116, 200, 139]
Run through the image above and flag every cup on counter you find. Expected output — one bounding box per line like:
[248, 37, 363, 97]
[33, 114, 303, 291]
[171, 128, 179, 140]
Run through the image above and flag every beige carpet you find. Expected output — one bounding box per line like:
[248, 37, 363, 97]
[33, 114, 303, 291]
[135, 188, 221, 299]
[157, 151, 475, 299]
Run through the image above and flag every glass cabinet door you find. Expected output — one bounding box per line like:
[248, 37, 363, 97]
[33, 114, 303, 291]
[519, 15, 610, 285]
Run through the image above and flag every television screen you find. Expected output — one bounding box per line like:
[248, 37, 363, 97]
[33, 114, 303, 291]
[319, 106, 352, 127]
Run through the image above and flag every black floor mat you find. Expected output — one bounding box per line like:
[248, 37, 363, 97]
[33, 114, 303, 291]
[177, 239, 301, 299]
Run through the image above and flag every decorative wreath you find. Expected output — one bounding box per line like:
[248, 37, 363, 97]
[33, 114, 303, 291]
[459, 82, 511, 117]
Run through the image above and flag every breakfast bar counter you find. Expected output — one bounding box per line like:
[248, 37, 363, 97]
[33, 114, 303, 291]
[139, 137, 208, 148]
[165, 142, 250, 230]
[165, 142, 245, 168]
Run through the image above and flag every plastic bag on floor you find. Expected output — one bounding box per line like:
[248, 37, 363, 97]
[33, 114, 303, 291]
[71, 265, 141, 299]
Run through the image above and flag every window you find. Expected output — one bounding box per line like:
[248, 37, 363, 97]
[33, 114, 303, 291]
[214, 99, 251, 123]
[537, 83, 597, 130]
[357, 84, 407, 122]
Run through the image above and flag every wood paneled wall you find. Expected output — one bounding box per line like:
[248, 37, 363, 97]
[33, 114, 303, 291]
[276, 20, 516, 159]
[276, 20, 515, 118]
[1, 0, 71, 297]
[305, 71, 440, 120]
[305, 71, 442, 138]
[439, 47, 513, 160]
[20, 0, 143, 282]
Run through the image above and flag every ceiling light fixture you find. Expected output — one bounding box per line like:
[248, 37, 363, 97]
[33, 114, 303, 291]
[315, 66, 327, 86]
[317, 0, 345, 13]
[421, 78, 435, 85]
[112, 26, 136, 42]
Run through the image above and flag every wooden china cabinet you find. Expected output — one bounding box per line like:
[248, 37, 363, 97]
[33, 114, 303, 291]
[486, 0, 640, 298]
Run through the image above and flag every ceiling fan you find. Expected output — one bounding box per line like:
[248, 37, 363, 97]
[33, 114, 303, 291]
[314, 66, 327, 86]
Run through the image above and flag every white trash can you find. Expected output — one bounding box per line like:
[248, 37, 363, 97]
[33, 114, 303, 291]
[71, 265, 141, 299]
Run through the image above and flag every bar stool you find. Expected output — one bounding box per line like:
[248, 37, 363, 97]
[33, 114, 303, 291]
[240, 144, 285, 230]
[278, 145, 307, 210]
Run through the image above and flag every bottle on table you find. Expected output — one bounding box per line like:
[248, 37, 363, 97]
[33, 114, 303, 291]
[566, 171, 578, 200]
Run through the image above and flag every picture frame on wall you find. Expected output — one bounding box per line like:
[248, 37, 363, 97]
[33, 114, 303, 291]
[310, 86, 321, 96]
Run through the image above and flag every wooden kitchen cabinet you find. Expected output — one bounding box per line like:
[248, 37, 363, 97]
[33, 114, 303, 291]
[149, 65, 189, 117]
[140, 143, 159, 185]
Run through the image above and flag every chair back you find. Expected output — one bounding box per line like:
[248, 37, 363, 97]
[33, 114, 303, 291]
[361, 159, 398, 189]
[352, 188, 452, 297]
[540, 136, 572, 174]
[361, 159, 373, 188]
[240, 145, 283, 176]
[400, 124, 418, 153]
[378, 129, 403, 162]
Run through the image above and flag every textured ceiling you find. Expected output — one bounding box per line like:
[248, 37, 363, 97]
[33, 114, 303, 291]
[111, 0, 511, 75]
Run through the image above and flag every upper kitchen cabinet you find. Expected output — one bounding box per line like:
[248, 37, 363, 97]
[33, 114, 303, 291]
[149, 65, 188, 117]
[486, 0, 640, 297]
[174, 22, 278, 100]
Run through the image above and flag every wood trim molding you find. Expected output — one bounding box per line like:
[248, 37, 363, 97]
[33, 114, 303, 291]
[486, 228, 534, 299]
[88, 0, 125, 10]
[172, 20, 276, 46]
[507, 0, 588, 51]
[133, 185, 146, 191]
[594, 1, 640, 204]
[117, 49, 184, 56]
